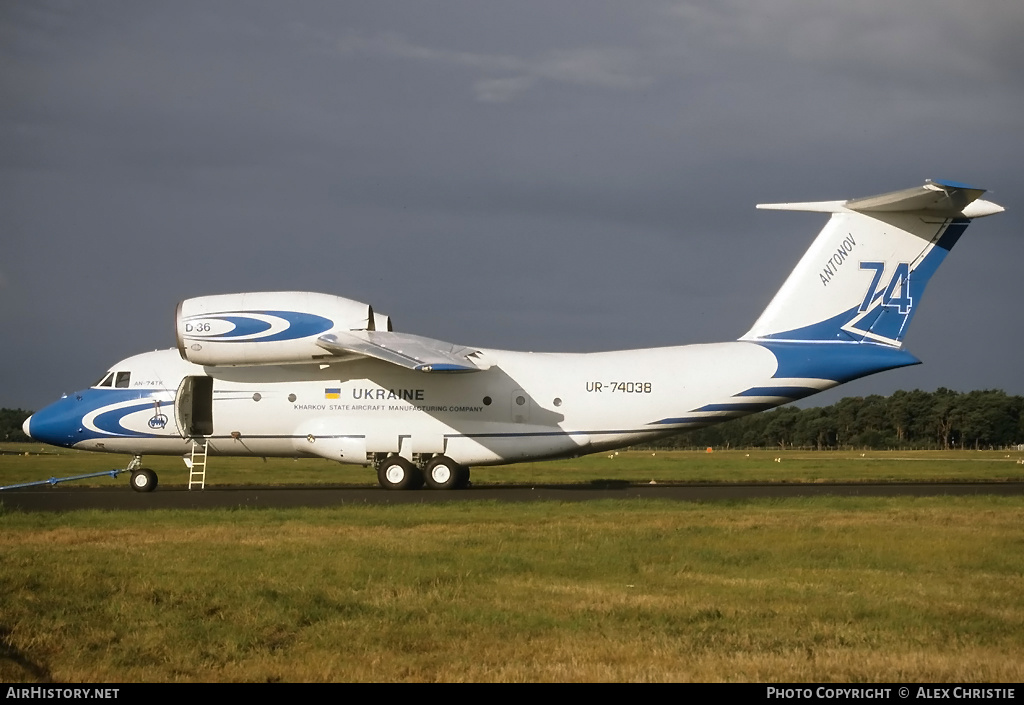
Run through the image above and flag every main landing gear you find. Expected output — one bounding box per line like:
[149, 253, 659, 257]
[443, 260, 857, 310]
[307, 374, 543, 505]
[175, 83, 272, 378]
[125, 455, 159, 493]
[376, 455, 471, 491]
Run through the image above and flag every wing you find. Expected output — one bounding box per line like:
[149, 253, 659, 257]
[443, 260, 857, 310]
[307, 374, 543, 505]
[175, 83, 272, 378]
[316, 330, 490, 373]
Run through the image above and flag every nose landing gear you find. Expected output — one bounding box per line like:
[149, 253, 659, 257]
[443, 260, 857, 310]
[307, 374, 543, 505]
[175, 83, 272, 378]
[130, 468, 158, 492]
[125, 455, 159, 493]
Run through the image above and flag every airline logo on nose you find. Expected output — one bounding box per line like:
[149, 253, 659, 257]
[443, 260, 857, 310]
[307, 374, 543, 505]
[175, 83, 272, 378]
[149, 400, 168, 428]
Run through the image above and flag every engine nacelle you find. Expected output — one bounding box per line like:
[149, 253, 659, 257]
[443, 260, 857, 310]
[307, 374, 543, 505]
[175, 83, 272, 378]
[175, 292, 391, 366]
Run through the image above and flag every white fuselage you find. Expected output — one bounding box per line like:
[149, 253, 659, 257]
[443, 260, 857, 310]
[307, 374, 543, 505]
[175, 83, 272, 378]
[55, 341, 827, 467]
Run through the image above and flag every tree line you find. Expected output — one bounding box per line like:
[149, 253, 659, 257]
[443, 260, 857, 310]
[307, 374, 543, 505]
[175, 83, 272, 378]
[652, 389, 1024, 451]
[1, 408, 32, 442]
[3, 388, 1023, 449]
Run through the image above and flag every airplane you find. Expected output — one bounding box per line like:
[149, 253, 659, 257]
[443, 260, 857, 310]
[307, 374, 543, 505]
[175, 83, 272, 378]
[21, 179, 1004, 492]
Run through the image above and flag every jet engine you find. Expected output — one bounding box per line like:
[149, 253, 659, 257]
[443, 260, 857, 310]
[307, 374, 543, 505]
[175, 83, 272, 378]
[175, 292, 392, 366]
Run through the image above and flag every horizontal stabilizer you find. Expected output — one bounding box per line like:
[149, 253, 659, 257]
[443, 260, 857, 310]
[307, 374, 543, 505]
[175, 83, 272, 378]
[743, 179, 1004, 347]
[758, 179, 1003, 218]
[317, 331, 488, 373]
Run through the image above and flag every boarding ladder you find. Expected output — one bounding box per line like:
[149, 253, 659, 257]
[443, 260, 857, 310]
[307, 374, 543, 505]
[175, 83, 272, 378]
[188, 439, 209, 490]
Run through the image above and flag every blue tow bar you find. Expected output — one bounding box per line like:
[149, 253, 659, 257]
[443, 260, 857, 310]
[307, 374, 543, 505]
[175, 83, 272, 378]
[0, 469, 124, 491]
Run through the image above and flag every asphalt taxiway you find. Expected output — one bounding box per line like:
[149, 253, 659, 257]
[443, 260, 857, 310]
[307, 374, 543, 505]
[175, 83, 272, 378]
[2, 481, 1022, 512]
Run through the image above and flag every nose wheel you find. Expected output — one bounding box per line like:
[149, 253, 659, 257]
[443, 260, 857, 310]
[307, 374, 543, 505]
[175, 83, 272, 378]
[130, 468, 158, 492]
[125, 455, 158, 492]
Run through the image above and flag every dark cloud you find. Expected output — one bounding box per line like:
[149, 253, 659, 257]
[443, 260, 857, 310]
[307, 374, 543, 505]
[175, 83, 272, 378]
[2, 0, 1022, 409]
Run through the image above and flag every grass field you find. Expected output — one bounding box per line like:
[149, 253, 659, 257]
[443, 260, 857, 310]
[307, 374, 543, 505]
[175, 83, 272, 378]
[2, 446, 1023, 682]
[2, 443, 1024, 489]
[2, 497, 1023, 682]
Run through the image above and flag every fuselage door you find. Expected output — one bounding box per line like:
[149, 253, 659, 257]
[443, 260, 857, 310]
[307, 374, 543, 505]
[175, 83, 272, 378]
[174, 375, 214, 438]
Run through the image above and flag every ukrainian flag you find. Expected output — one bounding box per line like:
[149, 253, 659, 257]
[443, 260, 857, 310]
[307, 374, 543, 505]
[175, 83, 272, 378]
[324, 388, 341, 399]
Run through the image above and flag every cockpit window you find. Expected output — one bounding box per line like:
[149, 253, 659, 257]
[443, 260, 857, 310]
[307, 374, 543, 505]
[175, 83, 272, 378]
[95, 372, 114, 388]
[114, 371, 131, 388]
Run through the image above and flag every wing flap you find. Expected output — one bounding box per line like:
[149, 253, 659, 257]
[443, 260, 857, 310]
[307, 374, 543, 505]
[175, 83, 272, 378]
[316, 331, 488, 373]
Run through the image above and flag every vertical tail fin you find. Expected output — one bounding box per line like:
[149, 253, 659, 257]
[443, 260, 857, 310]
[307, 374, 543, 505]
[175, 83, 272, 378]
[741, 180, 1003, 347]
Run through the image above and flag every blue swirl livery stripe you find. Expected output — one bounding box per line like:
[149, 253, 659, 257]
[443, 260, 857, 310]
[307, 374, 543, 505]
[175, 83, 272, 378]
[735, 386, 819, 399]
[649, 342, 920, 426]
[91, 400, 164, 438]
[186, 310, 334, 343]
[208, 315, 273, 338]
[702, 402, 779, 413]
[651, 416, 723, 426]
[759, 341, 920, 385]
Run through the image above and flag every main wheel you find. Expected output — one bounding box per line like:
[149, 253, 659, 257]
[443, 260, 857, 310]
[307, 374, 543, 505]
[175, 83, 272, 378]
[424, 455, 464, 490]
[377, 456, 424, 491]
[130, 468, 158, 493]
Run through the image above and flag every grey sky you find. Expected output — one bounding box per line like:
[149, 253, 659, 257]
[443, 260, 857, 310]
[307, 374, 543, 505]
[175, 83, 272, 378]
[3, 1, 1023, 410]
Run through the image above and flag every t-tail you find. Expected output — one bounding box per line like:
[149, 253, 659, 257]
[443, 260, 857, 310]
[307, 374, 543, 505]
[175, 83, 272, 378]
[740, 179, 1003, 387]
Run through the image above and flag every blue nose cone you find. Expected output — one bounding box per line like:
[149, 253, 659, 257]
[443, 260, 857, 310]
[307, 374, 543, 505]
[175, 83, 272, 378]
[23, 395, 87, 448]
